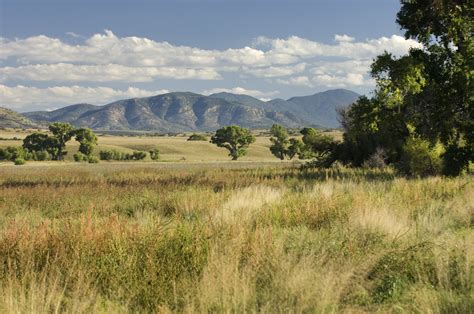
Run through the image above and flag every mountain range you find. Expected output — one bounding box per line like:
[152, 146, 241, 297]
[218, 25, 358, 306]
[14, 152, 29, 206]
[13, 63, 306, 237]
[2, 89, 359, 132]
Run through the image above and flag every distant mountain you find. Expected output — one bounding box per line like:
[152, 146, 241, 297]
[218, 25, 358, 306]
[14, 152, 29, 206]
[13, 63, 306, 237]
[209, 92, 267, 108]
[0, 107, 41, 129]
[286, 89, 360, 128]
[23, 92, 304, 132]
[7, 89, 360, 131]
[211, 89, 360, 128]
[25, 103, 98, 124]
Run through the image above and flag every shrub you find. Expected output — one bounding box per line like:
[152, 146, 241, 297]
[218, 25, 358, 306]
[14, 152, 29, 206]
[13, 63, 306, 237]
[32, 150, 49, 161]
[0, 146, 31, 161]
[73, 152, 88, 162]
[396, 137, 443, 177]
[14, 158, 26, 165]
[363, 147, 388, 169]
[88, 156, 99, 163]
[187, 133, 207, 141]
[149, 148, 160, 161]
[100, 150, 120, 161]
[131, 151, 147, 160]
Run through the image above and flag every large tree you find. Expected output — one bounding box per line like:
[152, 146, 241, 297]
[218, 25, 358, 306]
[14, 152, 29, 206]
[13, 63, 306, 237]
[49, 122, 75, 160]
[211, 125, 256, 160]
[74, 128, 98, 156]
[341, 0, 473, 175]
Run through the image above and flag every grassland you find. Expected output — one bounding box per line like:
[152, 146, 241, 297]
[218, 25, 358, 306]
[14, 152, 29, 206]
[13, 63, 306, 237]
[0, 128, 343, 163]
[0, 161, 472, 313]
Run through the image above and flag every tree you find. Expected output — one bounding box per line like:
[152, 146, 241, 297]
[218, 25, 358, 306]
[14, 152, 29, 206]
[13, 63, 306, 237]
[301, 128, 339, 168]
[23, 124, 98, 162]
[74, 128, 98, 156]
[49, 122, 74, 160]
[210, 125, 256, 160]
[23, 132, 60, 160]
[269, 124, 290, 160]
[287, 138, 305, 160]
[23, 133, 50, 153]
[339, 0, 473, 175]
[149, 148, 160, 160]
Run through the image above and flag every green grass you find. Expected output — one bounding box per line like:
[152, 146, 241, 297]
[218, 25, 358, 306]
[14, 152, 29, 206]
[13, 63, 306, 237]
[0, 164, 472, 312]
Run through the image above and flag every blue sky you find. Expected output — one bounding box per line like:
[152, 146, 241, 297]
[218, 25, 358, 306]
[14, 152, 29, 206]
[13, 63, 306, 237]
[0, 0, 420, 111]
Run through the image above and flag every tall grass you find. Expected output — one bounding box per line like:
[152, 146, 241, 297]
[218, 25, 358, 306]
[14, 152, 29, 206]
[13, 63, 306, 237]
[0, 165, 472, 312]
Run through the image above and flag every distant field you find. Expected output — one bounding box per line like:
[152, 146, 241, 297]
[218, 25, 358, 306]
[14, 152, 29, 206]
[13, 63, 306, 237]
[0, 128, 343, 163]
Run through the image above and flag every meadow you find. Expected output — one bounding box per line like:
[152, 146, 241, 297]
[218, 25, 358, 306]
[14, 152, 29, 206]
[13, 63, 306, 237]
[0, 160, 472, 312]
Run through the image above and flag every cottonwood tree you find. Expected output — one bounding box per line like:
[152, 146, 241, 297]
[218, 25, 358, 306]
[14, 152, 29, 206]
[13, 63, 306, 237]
[301, 127, 339, 167]
[339, 0, 473, 175]
[23, 123, 99, 161]
[211, 125, 256, 160]
[269, 124, 290, 160]
[49, 122, 75, 160]
[74, 128, 98, 157]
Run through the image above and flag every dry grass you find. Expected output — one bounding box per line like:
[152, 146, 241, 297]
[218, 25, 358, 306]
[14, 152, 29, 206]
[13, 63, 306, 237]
[0, 164, 472, 313]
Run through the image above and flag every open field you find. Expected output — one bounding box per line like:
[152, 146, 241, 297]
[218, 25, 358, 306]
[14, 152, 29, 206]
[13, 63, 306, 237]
[0, 163, 472, 312]
[0, 128, 343, 163]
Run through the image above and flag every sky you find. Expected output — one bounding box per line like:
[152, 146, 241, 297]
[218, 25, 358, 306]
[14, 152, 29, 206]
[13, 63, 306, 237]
[0, 0, 420, 112]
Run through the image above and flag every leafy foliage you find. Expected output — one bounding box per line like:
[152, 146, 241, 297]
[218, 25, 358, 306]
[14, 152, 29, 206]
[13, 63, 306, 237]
[269, 124, 290, 160]
[338, 0, 473, 175]
[300, 127, 339, 168]
[149, 148, 160, 161]
[210, 125, 256, 160]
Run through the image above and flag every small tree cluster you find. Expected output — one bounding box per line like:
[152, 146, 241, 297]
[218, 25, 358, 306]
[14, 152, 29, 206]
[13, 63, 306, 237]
[211, 125, 256, 160]
[0, 146, 49, 165]
[268, 124, 338, 165]
[22, 122, 98, 163]
[99, 150, 148, 161]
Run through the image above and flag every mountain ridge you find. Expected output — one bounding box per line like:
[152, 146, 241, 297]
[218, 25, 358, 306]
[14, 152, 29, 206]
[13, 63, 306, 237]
[11, 89, 360, 132]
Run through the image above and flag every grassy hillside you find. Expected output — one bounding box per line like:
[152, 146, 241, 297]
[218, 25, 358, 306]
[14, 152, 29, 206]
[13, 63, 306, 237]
[0, 165, 472, 312]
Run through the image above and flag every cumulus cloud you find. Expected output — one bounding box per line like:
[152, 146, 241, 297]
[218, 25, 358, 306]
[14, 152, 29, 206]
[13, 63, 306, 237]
[276, 76, 313, 87]
[0, 63, 221, 82]
[334, 34, 355, 42]
[0, 30, 421, 108]
[202, 87, 279, 100]
[0, 84, 169, 110]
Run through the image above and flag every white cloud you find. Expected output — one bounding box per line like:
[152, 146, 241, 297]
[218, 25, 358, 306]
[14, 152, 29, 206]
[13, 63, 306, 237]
[202, 87, 279, 100]
[276, 76, 313, 87]
[65, 32, 83, 38]
[0, 84, 169, 110]
[242, 63, 306, 78]
[0, 30, 421, 107]
[334, 34, 355, 42]
[0, 63, 221, 82]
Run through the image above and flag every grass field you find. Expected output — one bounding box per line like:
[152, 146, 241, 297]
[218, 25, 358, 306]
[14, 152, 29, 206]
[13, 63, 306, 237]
[0, 128, 343, 163]
[0, 161, 472, 312]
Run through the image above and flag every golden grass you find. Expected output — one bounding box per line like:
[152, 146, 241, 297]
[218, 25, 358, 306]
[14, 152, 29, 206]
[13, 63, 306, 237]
[0, 163, 472, 312]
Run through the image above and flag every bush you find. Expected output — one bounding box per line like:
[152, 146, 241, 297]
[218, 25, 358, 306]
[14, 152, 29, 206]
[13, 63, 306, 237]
[14, 158, 26, 165]
[73, 152, 88, 162]
[363, 147, 388, 169]
[0, 146, 31, 161]
[100, 149, 147, 161]
[100, 150, 123, 161]
[187, 133, 207, 141]
[396, 137, 443, 177]
[88, 156, 99, 163]
[32, 150, 50, 161]
[131, 151, 147, 160]
[149, 148, 160, 161]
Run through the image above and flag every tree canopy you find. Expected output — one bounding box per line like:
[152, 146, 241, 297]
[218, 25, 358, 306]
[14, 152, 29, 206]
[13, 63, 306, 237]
[211, 125, 256, 160]
[340, 0, 473, 175]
